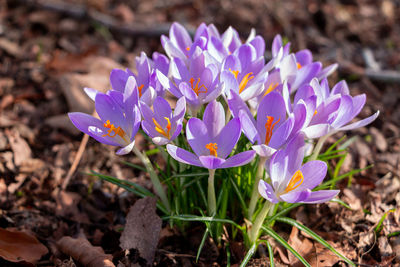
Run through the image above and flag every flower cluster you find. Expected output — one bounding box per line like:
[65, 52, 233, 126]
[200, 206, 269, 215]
[69, 22, 378, 217]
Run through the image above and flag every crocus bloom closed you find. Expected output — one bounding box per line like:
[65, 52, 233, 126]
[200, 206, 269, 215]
[140, 96, 186, 145]
[259, 134, 339, 203]
[228, 90, 295, 158]
[69, 77, 141, 155]
[167, 100, 256, 169]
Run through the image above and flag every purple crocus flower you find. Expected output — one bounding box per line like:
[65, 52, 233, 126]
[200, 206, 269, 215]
[161, 22, 209, 62]
[220, 44, 268, 101]
[140, 96, 186, 145]
[259, 134, 339, 203]
[110, 52, 157, 106]
[157, 47, 222, 114]
[69, 76, 141, 155]
[284, 78, 379, 137]
[228, 90, 295, 158]
[167, 100, 256, 169]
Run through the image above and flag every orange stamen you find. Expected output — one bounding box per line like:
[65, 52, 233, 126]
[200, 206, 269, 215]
[138, 84, 144, 97]
[283, 170, 304, 194]
[297, 62, 302, 69]
[186, 46, 190, 51]
[102, 120, 128, 142]
[229, 68, 239, 79]
[205, 143, 218, 157]
[238, 72, 254, 94]
[189, 78, 208, 96]
[152, 117, 171, 139]
[264, 82, 279, 96]
[313, 109, 318, 117]
[264, 116, 280, 145]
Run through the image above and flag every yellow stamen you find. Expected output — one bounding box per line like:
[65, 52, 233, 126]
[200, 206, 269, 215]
[264, 116, 280, 145]
[297, 62, 302, 69]
[152, 117, 171, 139]
[283, 170, 304, 194]
[102, 120, 128, 142]
[229, 68, 239, 79]
[313, 109, 318, 117]
[189, 78, 208, 96]
[238, 72, 254, 94]
[138, 84, 144, 97]
[264, 82, 279, 96]
[205, 143, 218, 157]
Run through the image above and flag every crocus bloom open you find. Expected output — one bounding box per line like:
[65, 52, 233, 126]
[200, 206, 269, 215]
[140, 96, 186, 145]
[220, 44, 268, 101]
[167, 100, 256, 169]
[69, 77, 141, 155]
[259, 134, 339, 203]
[157, 47, 222, 114]
[228, 90, 295, 158]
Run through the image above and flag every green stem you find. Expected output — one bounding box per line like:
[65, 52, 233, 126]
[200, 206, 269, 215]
[248, 156, 267, 219]
[225, 108, 232, 124]
[310, 133, 332, 161]
[132, 146, 171, 212]
[249, 201, 273, 243]
[208, 169, 216, 216]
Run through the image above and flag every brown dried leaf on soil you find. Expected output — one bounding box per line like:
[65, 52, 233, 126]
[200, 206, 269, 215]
[5, 128, 32, 167]
[119, 197, 162, 265]
[57, 236, 114, 267]
[0, 228, 48, 264]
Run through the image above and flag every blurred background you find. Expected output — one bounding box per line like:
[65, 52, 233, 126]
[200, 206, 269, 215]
[0, 0, 400, 266]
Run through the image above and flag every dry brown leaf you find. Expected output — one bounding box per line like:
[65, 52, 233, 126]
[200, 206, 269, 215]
[0, 228, 48, 264]
[5, 128, 32, 166]
[287, 226, 314, 266]
[120, 197, 162, 265]
[57, 236, 114, 267]
[0, 38, 21, 58]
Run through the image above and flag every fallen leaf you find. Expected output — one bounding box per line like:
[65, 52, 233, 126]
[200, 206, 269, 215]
[5, 128, 32, 166]
[0, 38, 21, 58]
[0, 228, 48, 264]
[119, 197, 162, 265]
[57, 236, 114, 267]
[287, 226, 314, 266]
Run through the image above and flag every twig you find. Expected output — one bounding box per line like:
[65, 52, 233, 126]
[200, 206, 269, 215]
[17, 0, 181, 37]
[61, 133, 89, 190]
[339, 60, 400, 84]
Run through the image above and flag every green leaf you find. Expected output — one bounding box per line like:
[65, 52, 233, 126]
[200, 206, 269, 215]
[239, 242, 257, 267]
[163, 215, 244, 230]
[259, 240, 274, 267]
[276, 217, 355, 266]
[266, 203, 303, 224]
[196, 228, 209, 262]
[329, 198, 352, 210]
[375, 209, 396, 234]
[262, 226, 311, 267]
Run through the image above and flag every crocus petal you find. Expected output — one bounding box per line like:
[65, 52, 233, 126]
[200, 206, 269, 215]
[303, 124, 330, 139]
[258, 180, 279, 204]
[301, 190, 340, 204]
[317, 63, 338, 80]
[285, 134, 305, 176]
[167, 144, 202, 167]
[331, 80, 350, 96]
[153, 97, 172, 122]
[339, 111, 379, 131]
[170, 22, 192, 53]
[180, 82, 200, 109]
[116, 140, 136, 155]
[280, 190, 311, 203]
[216, 118, 241, 159]
[331, 95, 353, 129]
[203, 100, 225, 139]
[295, 49, 313, 66]
[156, 70, 182, 98]
[291, 62, 322, 91]
[110, 69, 130, 92]
[268, 116, 295, 149]
[269, 149, 289, 189]
[199, 155, 225, 169]
[252, 144, 276, 158]
[68, 112, 119, 146]
[220, 150, 256, 168]
[239, 109, 260, 144]
[84, 87, 99, 101]
[152, 136, 170, 146]
[249, 36, 265, 59]
[95, 93, 126, 130]
[297, 160, 328, 191]
[173, 96, 186, 121]
[186, 118, 209, 156]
